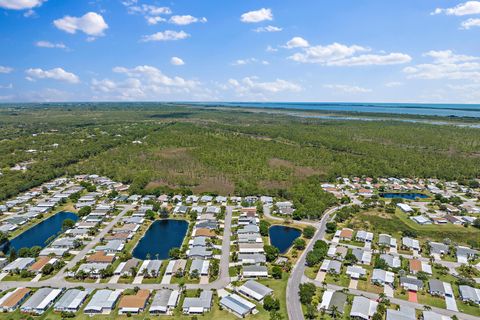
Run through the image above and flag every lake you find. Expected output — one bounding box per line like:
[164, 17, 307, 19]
[4, 211, 78, 252]
[380, 193, 429, 200]
[132, 219, 188, 260]
[269, 225, 301, 254]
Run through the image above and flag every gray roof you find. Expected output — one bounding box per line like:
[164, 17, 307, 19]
[54, 289, 88, 311]
[21, 288, 62, 313]
[429, 242, 449, 254]
[243, 265, 268, 273]
[240, 280, 273, 299]
[323, 291, 347, 313]
[422, 311, 452, 320]
[182, 290, 213, 310]
[386, 306, 416, 320]
[220, 294, 255, 316]
[238, 253, 266, 264]
[84, 289, 121, 312]
[429, 279, 446, 294]
[77, 263, 109, 274]
[3, 257, 35, 272]
[188, 246, 212, 258]
[459, 285, 480, 303]
[379, 254, 401, 268]
[350, 296, 377, 319]
[150, 289, 180, 313]
[400, 276, 424, 290]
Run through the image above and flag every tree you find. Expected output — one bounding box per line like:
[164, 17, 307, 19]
[263, 295, 280, 311]
[326, 222, 337, 234]
[302, 226, 316, 239]
[372, 312, 383, 320]
[473, 218, 480, 229]
[293, 238, 306, 250]
[190, 269, 199, 279]
[259, 220, 271, 237]
[271, 266, 283, 279]
[42, 263, 54, 275]
[145, 209, 156, 220]
[305, 304, 317, 320]
[298, 283, 316, 305]
[18, 247, 30, 258]
[264, 245, 279, 262]
[30, 246, 42, 257]
[78, 206, 92, 217]
[62, 218, 76, 230]
[169, 247, 181, 259]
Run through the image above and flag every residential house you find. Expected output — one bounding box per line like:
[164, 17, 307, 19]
[118, 289, 150, 315]
[20, 288, 63, 315]
[409, 259, 432, 275]
[356, 230, 374, 243]
[220, 293, 256, 318]
[458, 285, 480, 304]
[320, 259, 342, 274]
[237, 280, 273, 302]
[346, 265, 367, 279]
[84, 289, 121, 314]
[182, 290, 213, 314]
[242, 265, 268, 278]
[400, 276, 424, 292]
[352, 248, 372, 265]
[318, 290, 347, 315]
[372, 269, 395, 286]
[402, 237, 421, 252]
[54, 289, 89, 312]
[0, 288, 31, 312]
[350, 296, 378, 320]
[379, 254, 401, 269]
[149, 289, 180, 315]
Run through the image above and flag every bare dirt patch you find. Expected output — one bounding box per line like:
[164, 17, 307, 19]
[258, 180, 291, 190]
[268, 158, 320, 178]
[192, 176, 235, 195]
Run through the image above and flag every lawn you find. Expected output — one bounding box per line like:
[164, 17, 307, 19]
[349, 209, 480, 248]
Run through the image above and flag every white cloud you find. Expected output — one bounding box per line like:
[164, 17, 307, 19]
[35, 41, 67, 49]
[266, 45, 278, 53]
[284, 37, 309, 49]
[146, 16, 166, 25]
[226, 77, 301, 97]
[324, 84, 372, 93]
[141, 30, 190, 42]
[253, 25, 282, 32]
[0, 0, 45, 10]
[240, 8, 273, 23]
[231, 58, 269, 66]
[169, 15, 207, 25]
[432, 1, 480, 16]
[25, 67, 80, 83]
[403, 50, 480, 81]
[91, 65, 201, 100]
[287, 40, 411, 66]
[461, 18, 480, 29]
[0, 66, 13, 74]
[54, 12, 108, 37]
[170, 57, 185, 66]
[122, 2, 171, 25]
[0, 83, 13, 89]
[384, 81, 404, 88]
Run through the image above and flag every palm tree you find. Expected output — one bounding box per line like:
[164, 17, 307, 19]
[423, 305, 432, 311]
[330, 305, 339, 319]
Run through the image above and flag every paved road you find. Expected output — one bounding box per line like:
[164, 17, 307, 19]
[286, 205, 344, 320]
[306, 278, 479, 320]
[0, 205, 233, 292]
[53, 204, 134, 280]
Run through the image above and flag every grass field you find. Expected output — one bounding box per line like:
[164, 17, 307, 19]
[349, 208, 480, 248]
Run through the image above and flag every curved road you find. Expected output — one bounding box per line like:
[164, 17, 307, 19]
[286, 205, 343, 320]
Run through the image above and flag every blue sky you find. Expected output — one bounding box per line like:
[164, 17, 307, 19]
[0, 0, 480, 103]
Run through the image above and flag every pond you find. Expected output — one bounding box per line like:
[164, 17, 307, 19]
[379, 193, 429, 200]
[269, 225, 301, 254]
[3, 211, 78, 253]
[132, 219, 188, 260]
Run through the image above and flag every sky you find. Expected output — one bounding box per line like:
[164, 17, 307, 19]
[0, 0, 480, 103]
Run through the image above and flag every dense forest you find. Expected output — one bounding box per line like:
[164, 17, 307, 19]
[0, 103, 479, 204]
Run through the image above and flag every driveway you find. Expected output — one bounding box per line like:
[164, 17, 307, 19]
[349, 279, 358, 289]
[315, 271, 326, 282]
[445, 296, 458, 312]
[408, 291, 417, 303]
[384, 285, 394, 298]
[108, 275, 120, 284]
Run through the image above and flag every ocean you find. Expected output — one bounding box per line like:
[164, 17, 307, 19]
[197, 102, 480, 118]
